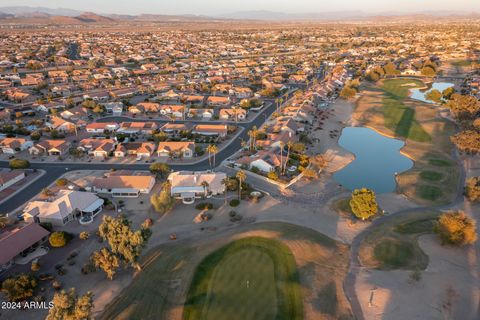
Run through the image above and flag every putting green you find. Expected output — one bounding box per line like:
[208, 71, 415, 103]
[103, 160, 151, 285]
[183, 237, 303, 320]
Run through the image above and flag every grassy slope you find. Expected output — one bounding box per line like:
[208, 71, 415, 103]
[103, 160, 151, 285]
[381, 79, 431, 142]
[184, 237, 302, 320]
[100, 222, 353, 320]
[355, 78, 460, 205]
[359, 210, 439, 270]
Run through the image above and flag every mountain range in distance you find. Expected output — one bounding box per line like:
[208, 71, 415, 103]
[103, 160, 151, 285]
[0, 6, 479, 24]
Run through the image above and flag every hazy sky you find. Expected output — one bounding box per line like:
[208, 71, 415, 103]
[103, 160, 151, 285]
[1, 0, 480, 15]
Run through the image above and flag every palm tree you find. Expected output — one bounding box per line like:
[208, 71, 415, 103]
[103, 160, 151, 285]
[236, 170, 246, 201]
[283, 142, 293, 175]
[207, 144, 219, 168]
[279, 141, 284, 173]
[201, 181, 209, 198]
[221, 178, 228, 205]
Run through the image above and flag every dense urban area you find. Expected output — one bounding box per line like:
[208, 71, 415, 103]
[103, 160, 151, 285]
[0, 10, 479, 320]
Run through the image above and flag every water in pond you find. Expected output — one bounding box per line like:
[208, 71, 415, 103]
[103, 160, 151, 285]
[333, 127, 413, 193]
[410, 82, 454, 103]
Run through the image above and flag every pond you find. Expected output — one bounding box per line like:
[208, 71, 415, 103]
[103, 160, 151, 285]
[410, 82, 454, 103]
[333, 127, 413, 193]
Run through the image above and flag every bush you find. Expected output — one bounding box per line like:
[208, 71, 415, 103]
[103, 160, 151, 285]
[142, 218, 153, 228]
[9, 159, 30, 169]
[465, 177, 480, 202]
[195, 202, 213, 210]
[79, 232, 90, 240]
[49, 231, 69, 248]
[267, 171, 279, 181]
[434, 211, 477, 246]
[229, 199, 240, 207]
[31, 261, 40, 272]
[81, 262, 96, 275]
[55, 178, 68, 187]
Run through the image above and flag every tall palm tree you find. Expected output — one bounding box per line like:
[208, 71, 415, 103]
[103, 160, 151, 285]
[207, 144, 219, 168]
[283, 141, 293, 175]
[221, 178, 228, 205]
[236, 170, 246, 201]
[201, 181, 209, 198]
[279, 141, 284, 173]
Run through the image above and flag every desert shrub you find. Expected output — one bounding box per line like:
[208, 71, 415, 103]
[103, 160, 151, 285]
[434, 210, 477, 246]
[79, 232, 90, 240]
[195, 202, 214, 210]
[229, 199, 240, 207]
[49, 232, 69, 248]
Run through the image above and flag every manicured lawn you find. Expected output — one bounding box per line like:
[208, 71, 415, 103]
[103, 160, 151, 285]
[428, 158, 453, 167]
[417, 185, 443, 201]
[183, 237, 303, 320]
[380, 79, 431, 142]
[101, 222, 352, 320]
[395, 218, 435, 235]
[419, 171, 443, 182]
[359, 210, 438, 270]
[374, 239, 414, 269]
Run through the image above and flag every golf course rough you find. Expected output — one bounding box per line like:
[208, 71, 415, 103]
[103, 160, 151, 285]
[183, 237, 304, 320]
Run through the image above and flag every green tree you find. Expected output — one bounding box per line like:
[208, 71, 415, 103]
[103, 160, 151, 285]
[442, 87, 455, 100]
[434, 211, 477, 246]
[91, 248, 120, 280]
[1, 274, 37, 302]
[149, 162, 170, 177]
[46, 288, 93, 320]
[349, 188, 378, 220]
[236, 170, 246, 200]
[150, 181, 174, 214]
[9, 159, 30, 169]
[30, 131, 41, 141]
[206, 144, 219, 168]
[98, 215, 148, 270]
[340, 86, 357, 99]
[425, 89, 442, 103]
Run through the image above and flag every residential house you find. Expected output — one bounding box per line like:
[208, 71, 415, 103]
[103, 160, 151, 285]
[167, 171, 227, 204]
[78, 139, 116, 158]
[86, 122, 119, 134]
[114, 142, 156, 158]
[236, 150, 281, 173]
[160, 123, 193, 136]
[219, 108, 247, 121]
[29, 140, 69, 156]
[157, 141, 195, 158]
[0, 138, 33, 154]
[46, 116, 76, 133]
[23, 190, 104, 226]
[193, 124, 228, 138]
[206, 96, 230, 107]
[117, 122, 158, 135]
[92, 172, 155, 197]
[0, 223, 49, 272]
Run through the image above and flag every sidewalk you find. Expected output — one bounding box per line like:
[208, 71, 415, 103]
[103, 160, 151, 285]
[0, 169, 46, 206]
